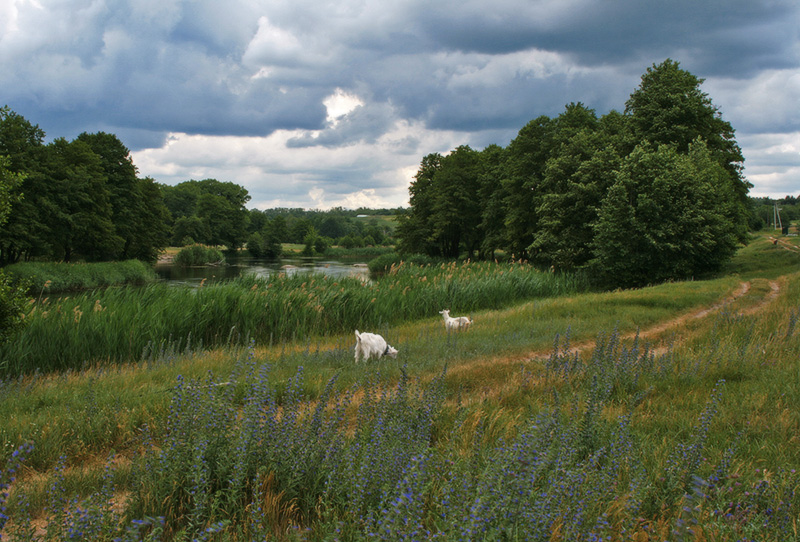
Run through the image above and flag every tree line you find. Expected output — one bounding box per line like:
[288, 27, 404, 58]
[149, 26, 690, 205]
[0, 107, 171, 265]
[0, 105, 399, 265]
[0, 59, 791, 289]
[395, 59, 753, 288]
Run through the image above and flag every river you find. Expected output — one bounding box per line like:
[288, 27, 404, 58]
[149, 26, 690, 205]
[154, 255, 371, 286]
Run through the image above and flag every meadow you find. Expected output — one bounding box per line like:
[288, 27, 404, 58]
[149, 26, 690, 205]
[0, 260, 585, 376]
[0, 232, 799, 540]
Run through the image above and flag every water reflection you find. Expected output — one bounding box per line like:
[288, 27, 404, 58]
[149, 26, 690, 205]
[154, 255, 370, 286]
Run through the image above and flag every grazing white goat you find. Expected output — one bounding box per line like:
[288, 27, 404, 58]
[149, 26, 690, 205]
[439, 309, 473, 332]
[354, 330, 398, 363]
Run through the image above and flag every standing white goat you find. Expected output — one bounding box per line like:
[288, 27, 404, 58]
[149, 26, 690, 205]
[354, 330, 398, 363]
[439, 309, 473, 332]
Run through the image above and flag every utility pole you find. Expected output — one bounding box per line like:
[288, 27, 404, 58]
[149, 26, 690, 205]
[774, 202, 782, 231]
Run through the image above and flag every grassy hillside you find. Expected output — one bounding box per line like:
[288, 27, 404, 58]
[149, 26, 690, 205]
[1, 231, 798, 540]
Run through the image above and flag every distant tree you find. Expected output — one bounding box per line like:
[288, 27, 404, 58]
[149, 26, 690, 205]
[302, 226, 318, 256]
[247, 231, 265, 257]
[247, 208, 268, 234]
[290, 218, 314, 245]
[172, 215, 210, 246]
[166, 179, 250, 250]
[196, 192, 247, 250]
[315, 235, 332, 254]
[270, 215, 289, 243]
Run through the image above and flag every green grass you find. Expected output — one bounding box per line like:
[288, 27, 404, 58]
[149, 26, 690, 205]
[0, 231, 798, 539]
[0, 260, 586, 376]
[2, 259, 157, 294]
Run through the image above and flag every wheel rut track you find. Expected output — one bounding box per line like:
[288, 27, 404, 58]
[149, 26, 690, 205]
[447, 279, 781, 379]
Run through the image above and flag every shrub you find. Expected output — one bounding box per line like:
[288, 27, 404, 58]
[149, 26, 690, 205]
[173, 245, 224, 267]
[0, 270, 28, 345]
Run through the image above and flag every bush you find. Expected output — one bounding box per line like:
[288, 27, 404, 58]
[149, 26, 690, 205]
[173, 245, 224, 267]
[246, 232, 264, 257]
[0, 270, 28, 345]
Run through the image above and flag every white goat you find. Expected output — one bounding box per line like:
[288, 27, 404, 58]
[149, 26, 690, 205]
[439, 309, 473, 332]
[354, 330, 398, 363]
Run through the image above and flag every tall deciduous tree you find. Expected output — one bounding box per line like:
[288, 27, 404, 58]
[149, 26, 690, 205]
[430, 145, 482, 258]
[396, 153, 442, 256]
[530, 108, 625, 270]
[42, 138, 121, 262]
[77, 132, 169, 262]
[0, 107, 46, 264]
[625, 59, 751, 227]
[501, 116, 553, 259]
[590, 141, 742, 288]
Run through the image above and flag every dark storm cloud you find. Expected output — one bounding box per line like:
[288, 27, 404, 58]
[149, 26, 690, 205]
[418, 0, 799, 76]
[1, 0, 798, 204]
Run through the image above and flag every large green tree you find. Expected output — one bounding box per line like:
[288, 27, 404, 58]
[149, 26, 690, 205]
[590, 141, 742, 288]
[40, 138, 121, 262]
[429, 146, 483, 258]
[396, 153, 443, 256]
[500, 115, 554, 259]
[77, 132, 169, 262]
[530, 108, 626, 270]
[0, 107, 47, 264]
[626, 59, 750, 220]
[0, 153, 27, 344]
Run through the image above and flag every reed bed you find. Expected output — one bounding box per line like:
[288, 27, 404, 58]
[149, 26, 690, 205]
[0, 261, 585, 376]
[3, 259, 157, 294]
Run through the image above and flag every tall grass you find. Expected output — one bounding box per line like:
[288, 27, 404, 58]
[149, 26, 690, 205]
[1, 233, 798, 539]
[2, 259, 156, 294]
[4, 319, 798, 540]
[0, 261, 586, 376]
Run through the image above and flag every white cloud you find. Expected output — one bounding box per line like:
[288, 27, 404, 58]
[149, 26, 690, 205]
[739, 131, 800, 197]
[2, 0, 799, 207]
[324, 89, 364, 123]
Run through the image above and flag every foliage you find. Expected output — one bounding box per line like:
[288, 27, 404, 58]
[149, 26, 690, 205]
[3, 259, 157, 294]
[395, 61, 750, 288]
[173, 245, 225, 267]
[0, 270, 28, 345]
[0, 155, 24, 226]
[0, 107, 169, 264]
[590, 141, 744, 288]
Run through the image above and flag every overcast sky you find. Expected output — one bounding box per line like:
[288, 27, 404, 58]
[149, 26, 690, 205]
[2, 0, 799, 209]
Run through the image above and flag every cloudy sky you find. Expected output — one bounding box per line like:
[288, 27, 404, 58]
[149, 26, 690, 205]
[2, 0, 799, 209]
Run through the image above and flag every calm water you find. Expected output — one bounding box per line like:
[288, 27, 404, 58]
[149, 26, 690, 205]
[154, 255, 371, 286]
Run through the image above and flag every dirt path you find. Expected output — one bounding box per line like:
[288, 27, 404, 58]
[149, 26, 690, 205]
[448, 279, 782, 379]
